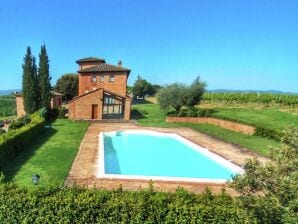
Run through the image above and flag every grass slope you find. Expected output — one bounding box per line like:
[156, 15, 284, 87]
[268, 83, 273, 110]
[133, 104, 280, 156]
[212, 107, 298, 131]
[2, 119, 88, 188]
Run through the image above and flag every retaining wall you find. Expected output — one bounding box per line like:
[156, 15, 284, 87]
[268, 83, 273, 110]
[166, 116, 255, 135]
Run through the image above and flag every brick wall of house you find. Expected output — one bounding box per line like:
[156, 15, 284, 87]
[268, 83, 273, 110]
[67, 89, 131, 121]
[67, 101, 75, 119]
[78, 72, 127, 96]
[124, 98, 131, 120]
[68, 89, 104, 120]
[16, 95, 25, 117]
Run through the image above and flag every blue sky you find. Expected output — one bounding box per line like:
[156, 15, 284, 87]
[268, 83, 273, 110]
[0, 0, 297, 92]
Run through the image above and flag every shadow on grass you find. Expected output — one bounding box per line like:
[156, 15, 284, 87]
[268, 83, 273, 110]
[132, 99, 153, 105]
[2, 123, 57, 182]
[131, 108, 146, 120]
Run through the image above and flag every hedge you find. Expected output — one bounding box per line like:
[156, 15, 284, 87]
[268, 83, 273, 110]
[0, 184, 255, 223]
[0, 111, 45, 168]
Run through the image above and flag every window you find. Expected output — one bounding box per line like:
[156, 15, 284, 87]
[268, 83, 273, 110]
[91, 75, 97, 83]
[100, 75, 104, 83]
[109, 75, 115, 82]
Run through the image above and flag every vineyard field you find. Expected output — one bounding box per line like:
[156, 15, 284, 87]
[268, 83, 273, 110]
[202, 92, 298, 107]
[0, 95, 16, 119]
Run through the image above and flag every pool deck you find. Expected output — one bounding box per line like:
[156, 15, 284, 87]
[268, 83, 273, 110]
[65, 123, 268, 194]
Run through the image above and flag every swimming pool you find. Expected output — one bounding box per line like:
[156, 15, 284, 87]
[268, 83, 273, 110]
[97, 130, 243, 183]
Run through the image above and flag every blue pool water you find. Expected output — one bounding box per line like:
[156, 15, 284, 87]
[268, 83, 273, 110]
[103, 131, 240, 180]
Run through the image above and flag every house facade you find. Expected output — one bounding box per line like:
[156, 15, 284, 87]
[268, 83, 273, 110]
[67, 57, 131, 120]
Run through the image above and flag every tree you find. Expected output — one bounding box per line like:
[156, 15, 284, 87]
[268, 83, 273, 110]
[230, 127, 298, 223]
[38, 44, 51, 108]
[22, 47, 38, 114]
[54, 73, 78, 102]
[132, 76, 156, 98]
[157, 76, 206, 113]
[157, 83, 188, 113]
[32, 56, 41, 109]
[185, 77, 206, 108]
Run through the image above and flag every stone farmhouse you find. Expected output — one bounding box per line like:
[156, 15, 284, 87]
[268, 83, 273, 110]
[67, 57, 131, 120]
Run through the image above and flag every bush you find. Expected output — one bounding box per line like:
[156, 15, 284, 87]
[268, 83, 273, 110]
[186, 107, 198, 117]
[0, 111, 45, 168]
[255, 126, 281, 140]
[9, 115, 31, 130]
[0, 129, 5, 135]
[46, 108, 59, 120]
[57, 107, 67, 119]
[0, 184, 254, 223]
[196, 108, 215, 117]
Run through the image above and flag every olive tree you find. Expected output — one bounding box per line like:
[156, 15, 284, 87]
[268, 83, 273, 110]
[157, 76, 206, 113]
[157, 83, 188, 113]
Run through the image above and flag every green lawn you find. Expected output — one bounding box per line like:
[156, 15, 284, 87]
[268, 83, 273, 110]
[2, 119, 88, 188]
[212, 107, 298, 131]
[133, 104, 280, 156]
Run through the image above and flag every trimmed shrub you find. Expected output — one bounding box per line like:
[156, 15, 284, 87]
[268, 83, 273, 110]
[0, 184, 254, 223]
[0, 111, 45, 168]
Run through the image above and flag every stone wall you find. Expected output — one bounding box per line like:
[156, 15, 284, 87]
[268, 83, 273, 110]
[15, 95, 25, 117]
[166, 116, 255, 135]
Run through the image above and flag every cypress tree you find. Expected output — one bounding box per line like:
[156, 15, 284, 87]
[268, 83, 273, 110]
[38, 44, 51, 109]
[22, 47, 38, 114]
[32, 56, 41, 109]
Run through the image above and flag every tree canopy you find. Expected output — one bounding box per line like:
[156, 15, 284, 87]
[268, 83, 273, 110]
[22, 47, 38, 114]
[22, 45, 52, 114]
[54, 73, 78, 102]
[157, 76, 206, 113]
[132, 76, 156, 98]
[38, 44, 51, 109]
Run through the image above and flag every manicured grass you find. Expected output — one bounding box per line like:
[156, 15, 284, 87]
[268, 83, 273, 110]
[212, 107, 298, 131]
[2, 119, 88, 188]
[133, 104, 280, 156]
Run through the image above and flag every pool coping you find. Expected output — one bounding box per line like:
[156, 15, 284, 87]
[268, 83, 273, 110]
[65, 122, 268, 194]
[97, 129, 244, 184]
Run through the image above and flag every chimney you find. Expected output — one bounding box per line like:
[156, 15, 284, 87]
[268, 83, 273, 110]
[118, 60, 122, 66]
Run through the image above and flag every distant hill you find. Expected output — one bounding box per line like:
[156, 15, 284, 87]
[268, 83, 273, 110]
[208, 89, 297, 94]
[0, 89, 21, 96]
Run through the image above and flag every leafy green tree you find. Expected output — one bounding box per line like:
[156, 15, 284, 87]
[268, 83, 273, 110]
[38, 44, 51, 108]
[54, 73, 78, 102]
[157, 83, 188, 113]
[185, 77, 206, 108]
[230, 127, 298, 223]
[157, 76, 206, 113]
[32, 56, 41, 109]
[22, 47, 38, 114]
[132, 76, 156, 98]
